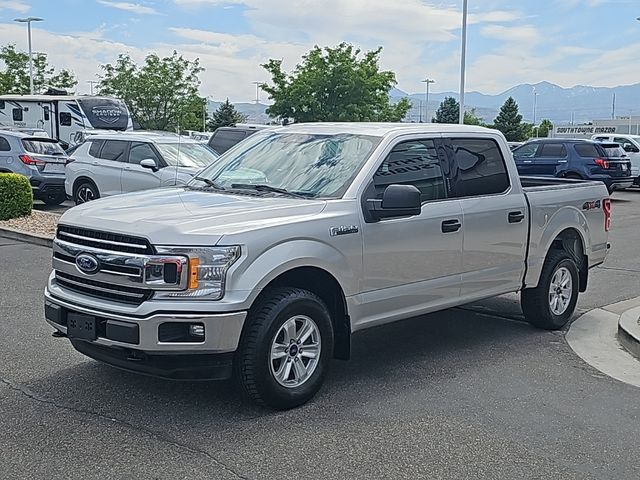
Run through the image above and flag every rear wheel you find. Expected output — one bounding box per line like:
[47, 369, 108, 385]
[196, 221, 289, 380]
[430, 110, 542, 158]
[235, 287, 334, 410]
[521, 250, 579, 330]
[74, 181, 99, 205]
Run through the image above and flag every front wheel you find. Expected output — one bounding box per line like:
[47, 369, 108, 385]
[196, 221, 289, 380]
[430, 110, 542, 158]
[74, 181, 99, 205]
[235, 288, 334, 410]
[521, 250, 579, 330]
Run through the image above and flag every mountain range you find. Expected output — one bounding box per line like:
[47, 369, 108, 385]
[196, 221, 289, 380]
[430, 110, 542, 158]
[211, 81, 640, 126]
[394, 81, 639, 125]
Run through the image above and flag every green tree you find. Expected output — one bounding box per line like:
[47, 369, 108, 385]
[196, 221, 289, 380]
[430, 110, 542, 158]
[536, 119, 553, 138]
[207, 99, 248, 131]
[261, 43, 410, 123]
[463, 108, 486, 126]
[433, 96, 459, 124]
[99, 51, 204, 131]
[0, 44, 77, 95]
[493, 97, 527, 141]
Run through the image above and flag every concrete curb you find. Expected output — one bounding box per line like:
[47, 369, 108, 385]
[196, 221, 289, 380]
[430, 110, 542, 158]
[0, 226, 53, 248]
[567, 297, 640, 389]
[618, 306, 640, 360]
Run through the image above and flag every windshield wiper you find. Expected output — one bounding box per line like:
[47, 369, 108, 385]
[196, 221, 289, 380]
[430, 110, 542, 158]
[230, 183, 309, 199]
[193, 176, 226, 191]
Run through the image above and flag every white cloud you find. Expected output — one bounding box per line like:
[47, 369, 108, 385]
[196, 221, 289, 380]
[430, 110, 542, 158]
[97, 1, 160, 15]
[0, 0, 30, 13]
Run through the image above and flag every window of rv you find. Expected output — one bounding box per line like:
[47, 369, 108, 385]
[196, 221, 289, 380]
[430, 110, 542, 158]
[22, 139, 66, 156]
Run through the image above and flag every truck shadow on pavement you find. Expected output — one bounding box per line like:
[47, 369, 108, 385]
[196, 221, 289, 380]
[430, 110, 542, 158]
[23, 307, 549, 428]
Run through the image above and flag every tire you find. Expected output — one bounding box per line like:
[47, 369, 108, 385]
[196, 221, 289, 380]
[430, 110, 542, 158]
[564, 173, 582, 180]
[521, 250, 580, 330]
[235, 287, 334, 410]
[42, 192, 66, 206]
[74, 181, 99, 205]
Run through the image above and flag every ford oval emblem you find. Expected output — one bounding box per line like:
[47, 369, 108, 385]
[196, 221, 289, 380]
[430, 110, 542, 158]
[76, 253, 100, 275]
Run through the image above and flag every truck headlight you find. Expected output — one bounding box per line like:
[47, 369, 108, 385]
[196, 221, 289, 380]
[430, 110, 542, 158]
[155, 246, 240, 300]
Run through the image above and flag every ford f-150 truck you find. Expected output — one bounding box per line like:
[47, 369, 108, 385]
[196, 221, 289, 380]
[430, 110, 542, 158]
[44, 123, 611, 409]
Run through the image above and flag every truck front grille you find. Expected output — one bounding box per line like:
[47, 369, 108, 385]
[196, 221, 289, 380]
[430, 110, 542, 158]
[52, 225, 188, 305]
[56, 225, 154, 254]
[55, 271, 152, 305]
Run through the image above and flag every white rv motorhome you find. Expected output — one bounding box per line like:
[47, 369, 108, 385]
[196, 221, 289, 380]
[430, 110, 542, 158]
[0, 93, 133, 148]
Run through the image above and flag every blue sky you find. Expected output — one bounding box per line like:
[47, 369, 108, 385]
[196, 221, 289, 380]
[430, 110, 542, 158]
[0, 0, 639, 101]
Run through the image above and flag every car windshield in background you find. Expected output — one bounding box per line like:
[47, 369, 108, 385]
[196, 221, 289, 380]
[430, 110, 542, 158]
[22, 139, 66, 156]
[601, 144, 626, 158]
[193, 132, 382, 199]
[155, 142, 219, 168]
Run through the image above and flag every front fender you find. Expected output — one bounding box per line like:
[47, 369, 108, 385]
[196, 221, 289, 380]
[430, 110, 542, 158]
[226, 239, 359, 309]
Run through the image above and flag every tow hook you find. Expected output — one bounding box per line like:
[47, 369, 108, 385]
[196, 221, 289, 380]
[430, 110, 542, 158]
[52, 330, 67, 338]
[126, 351, 145, 362]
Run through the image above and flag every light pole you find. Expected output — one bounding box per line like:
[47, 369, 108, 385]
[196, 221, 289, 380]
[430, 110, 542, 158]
[421, 78, 435, 123]
[87, 80, 98, 95]
[252, 81, 261, 104]
[533, 88, 539, 137]
[202, 97, 208, 132]
[14, 17, 44, 95]
[458, 0, 468, 124]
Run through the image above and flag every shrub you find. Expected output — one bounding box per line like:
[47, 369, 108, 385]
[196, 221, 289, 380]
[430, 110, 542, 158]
[0, 173, 33, 221]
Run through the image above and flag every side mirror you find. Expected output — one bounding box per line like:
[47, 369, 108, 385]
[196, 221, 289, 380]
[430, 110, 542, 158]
[367, 184, 421, 221]
[140, 158, 158, 172]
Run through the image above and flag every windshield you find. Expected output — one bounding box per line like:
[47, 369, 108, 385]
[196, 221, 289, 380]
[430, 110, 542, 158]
[192, 132, 381, 199]
[156, 142, 219, 168]
[22, 139, 66, 156]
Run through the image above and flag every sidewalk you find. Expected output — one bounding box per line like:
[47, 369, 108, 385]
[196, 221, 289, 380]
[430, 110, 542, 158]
[567, 297, 640, 388]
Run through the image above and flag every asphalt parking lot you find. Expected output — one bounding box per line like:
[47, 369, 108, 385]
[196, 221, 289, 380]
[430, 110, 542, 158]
[1, 191, 640, 479]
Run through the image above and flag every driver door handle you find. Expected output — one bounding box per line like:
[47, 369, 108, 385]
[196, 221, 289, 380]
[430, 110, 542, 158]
[508, 211, 525, 223]
[441, 219, 462, 233]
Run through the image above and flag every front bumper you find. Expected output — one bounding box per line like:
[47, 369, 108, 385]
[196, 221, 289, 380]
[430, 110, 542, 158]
[45, 289, 246, 380]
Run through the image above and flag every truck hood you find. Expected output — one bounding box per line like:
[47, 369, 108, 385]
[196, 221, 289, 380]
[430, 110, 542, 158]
[59, 188, 327, 246]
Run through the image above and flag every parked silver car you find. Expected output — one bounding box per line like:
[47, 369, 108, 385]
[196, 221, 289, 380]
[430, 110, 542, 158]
[0, 129, 69, 205]
[66, 132, 220, 204]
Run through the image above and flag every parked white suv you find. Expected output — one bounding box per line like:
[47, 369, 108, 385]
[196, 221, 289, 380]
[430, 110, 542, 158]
[66, 132, 220, 204]
[592, 134, 640, 186]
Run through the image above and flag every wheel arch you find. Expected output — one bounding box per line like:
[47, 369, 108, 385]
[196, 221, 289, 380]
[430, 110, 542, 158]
[247, 266, 351, 360]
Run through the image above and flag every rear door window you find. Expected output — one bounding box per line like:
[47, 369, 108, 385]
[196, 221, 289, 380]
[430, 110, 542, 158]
[539, 143, 567, 157]
[448, 138, 510, 198]
[0, 136, 10, 151]
[574, 143, 600, 157]
[210, 130, 247, 153]
[98, 140, 128, 162]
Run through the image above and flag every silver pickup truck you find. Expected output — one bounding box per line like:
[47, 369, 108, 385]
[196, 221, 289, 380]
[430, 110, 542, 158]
[45, 123, 611, 409]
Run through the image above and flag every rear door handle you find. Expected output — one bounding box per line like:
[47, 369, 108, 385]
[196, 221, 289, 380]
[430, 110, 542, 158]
[508, 211, 525, 223]
[441, 219, 462, 233]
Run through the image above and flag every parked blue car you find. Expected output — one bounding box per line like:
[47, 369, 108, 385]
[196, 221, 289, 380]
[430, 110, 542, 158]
[0, 130, 69, 205]
[512, 139, 633, 193]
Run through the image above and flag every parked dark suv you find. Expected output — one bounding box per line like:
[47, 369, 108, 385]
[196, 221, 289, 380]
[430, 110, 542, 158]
[207, 125, 270, 155]
[512, 139, 633, 193]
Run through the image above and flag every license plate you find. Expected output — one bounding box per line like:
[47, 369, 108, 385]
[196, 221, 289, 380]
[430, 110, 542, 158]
[67, 312, 97, 341]
[44, 163, 66, 173]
